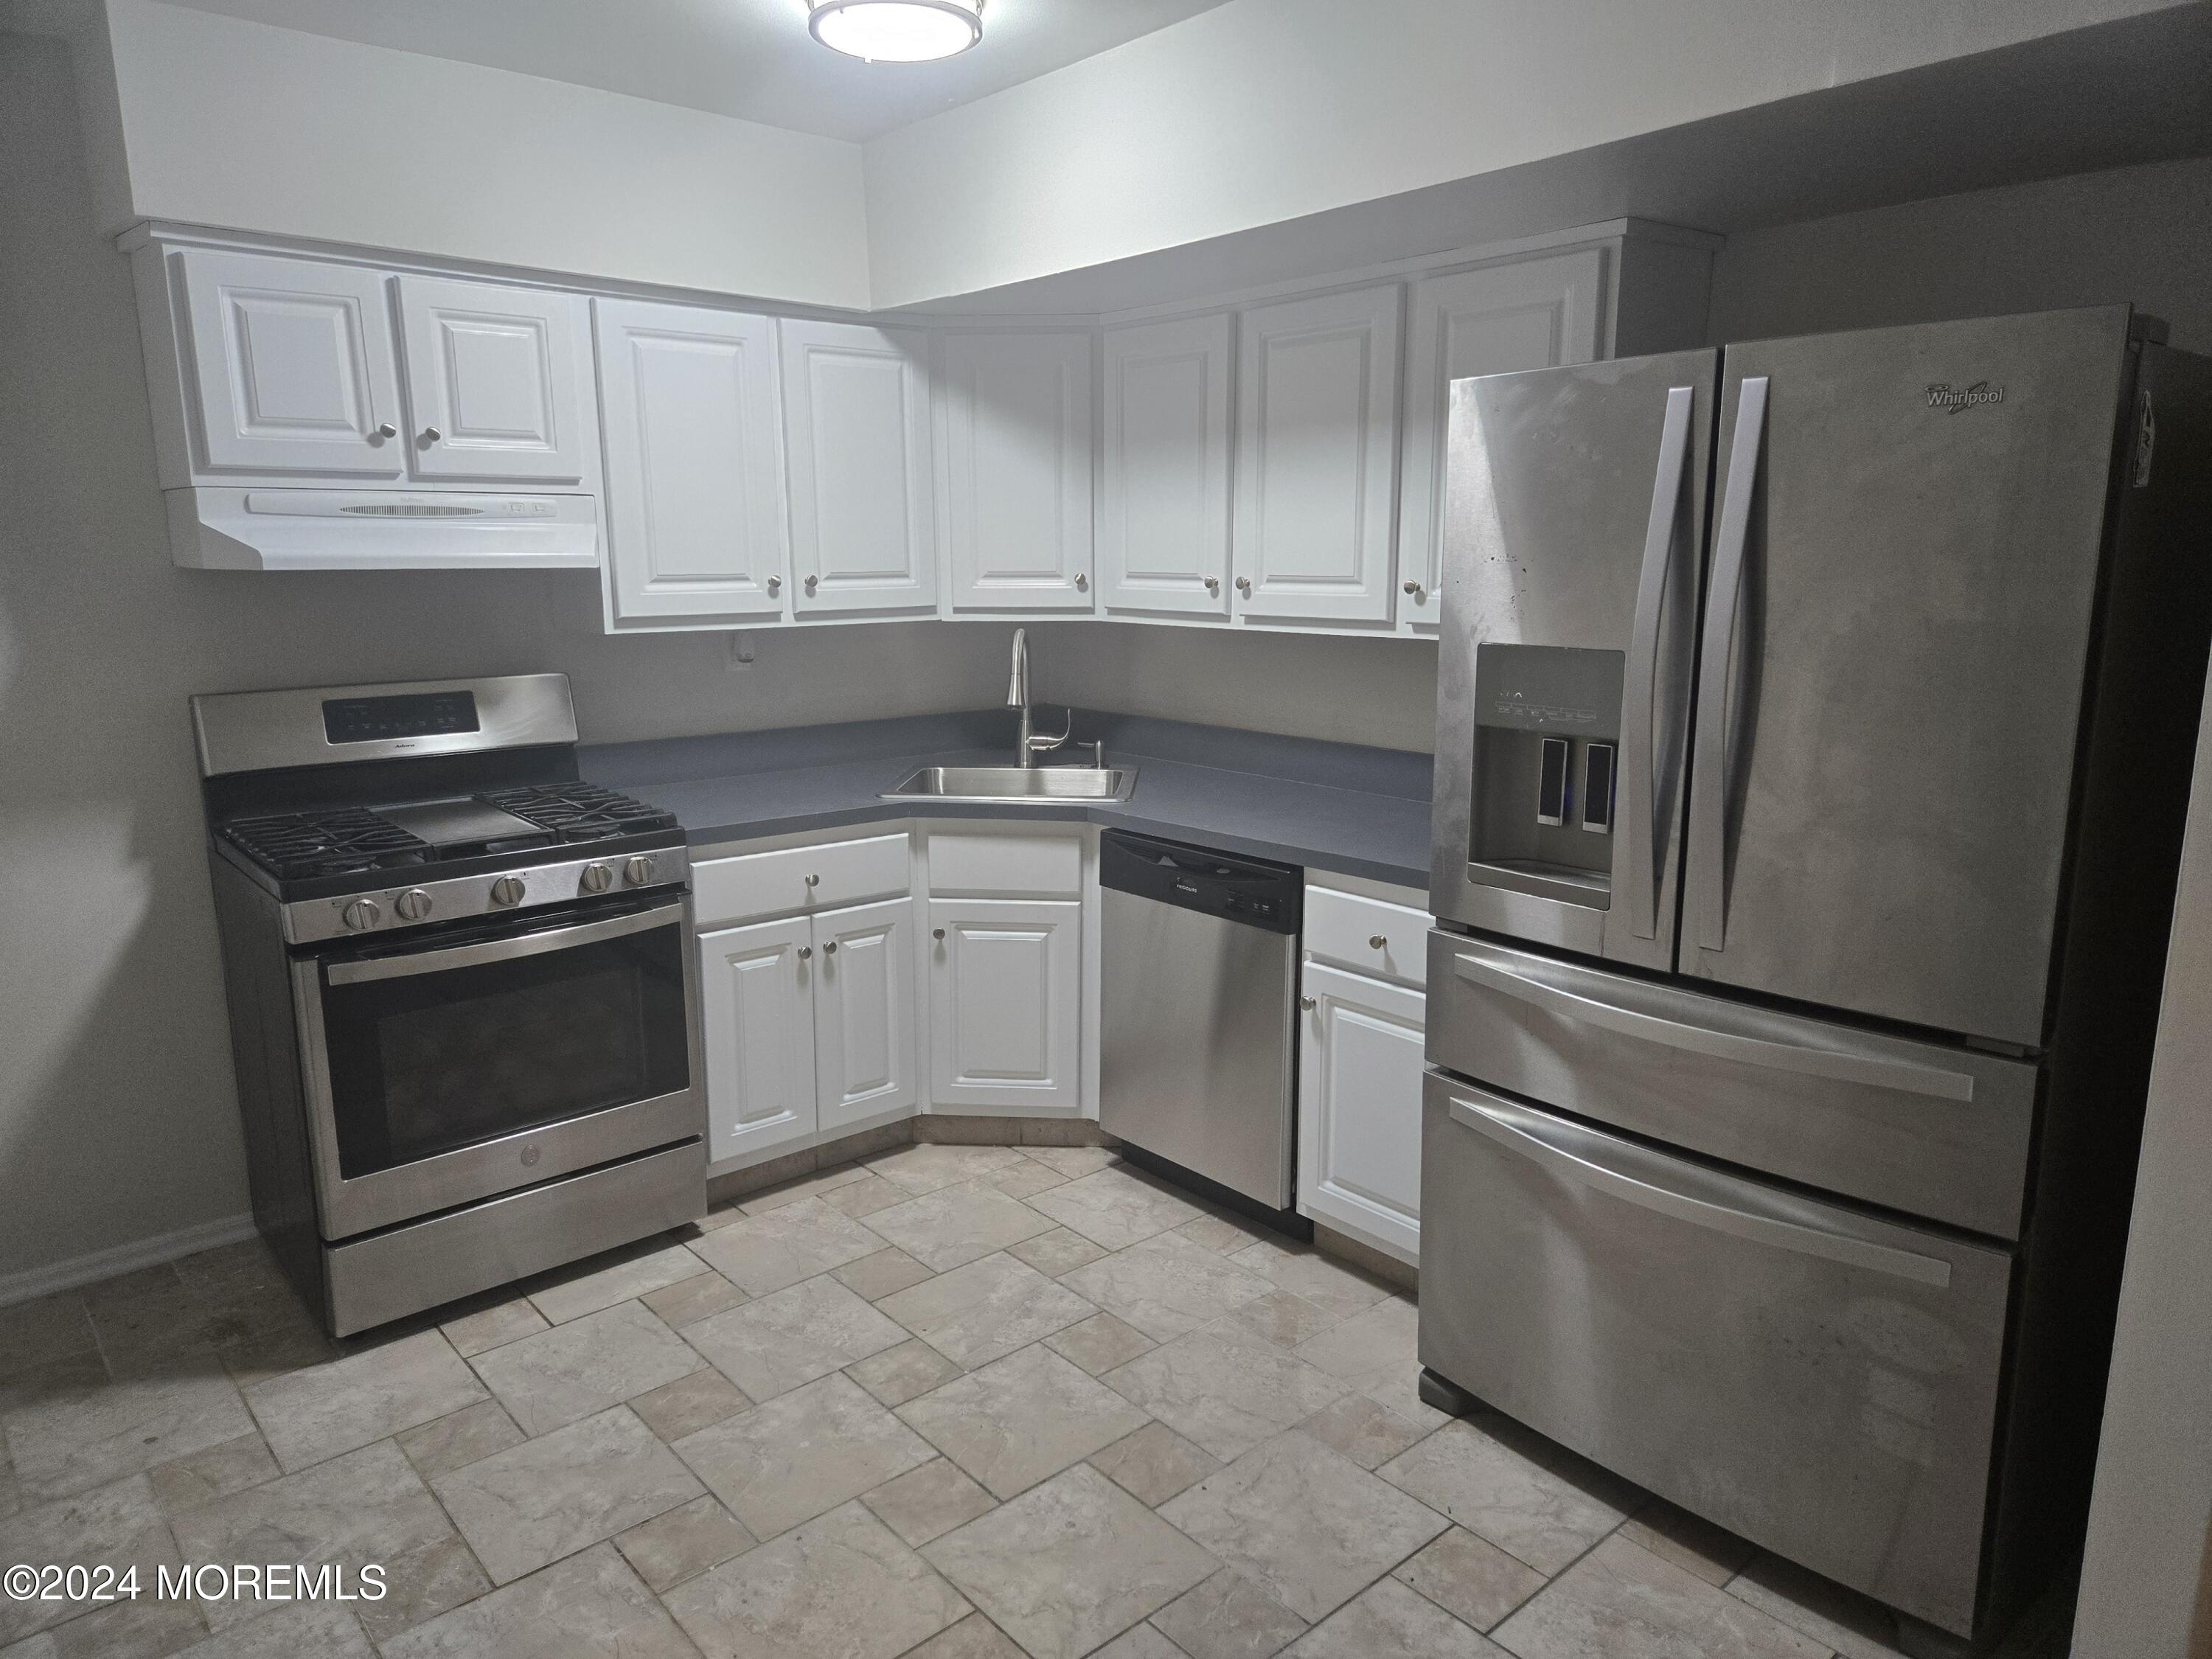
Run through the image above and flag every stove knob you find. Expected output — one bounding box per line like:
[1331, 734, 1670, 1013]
[394, 888, 433, 922]
[579, 862, 613, 894]
[624, 855, 658, 887]
[341, 898, 382, 932]
[490, 876, 526, 907]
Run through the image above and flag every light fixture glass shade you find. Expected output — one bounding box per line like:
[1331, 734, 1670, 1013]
[808, 0, 983, 63]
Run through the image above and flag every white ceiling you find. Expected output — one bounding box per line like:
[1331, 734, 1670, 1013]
[158, 0, 1236, 142]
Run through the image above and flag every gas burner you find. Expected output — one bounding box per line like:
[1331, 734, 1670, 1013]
[476, 784, 681, 844]
[221, 808, 431, 880]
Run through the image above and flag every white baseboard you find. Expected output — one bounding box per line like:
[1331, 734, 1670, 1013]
[0, 1212, 260, 1309]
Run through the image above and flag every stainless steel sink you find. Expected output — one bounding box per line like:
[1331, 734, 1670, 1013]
[882, 765, 1137, 803]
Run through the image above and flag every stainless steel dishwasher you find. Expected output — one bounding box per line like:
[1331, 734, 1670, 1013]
[1099, 830, 1303, 1220]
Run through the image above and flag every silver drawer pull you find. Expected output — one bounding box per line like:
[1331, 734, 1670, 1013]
[325, 902, 681, 986]
[1449, 1091, 1952, 1288]
[821, 939, 838, 956]
[1451, 949, 1975, 1102]
[1369, 933, 1388, 950]
[796, 945, 813, 960]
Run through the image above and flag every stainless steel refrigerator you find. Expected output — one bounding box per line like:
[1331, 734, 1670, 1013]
[1419, 306, 2212, 1650]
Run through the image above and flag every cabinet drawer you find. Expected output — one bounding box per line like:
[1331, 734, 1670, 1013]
[928, 831, 1082, 897]
[1304, 885, 1430, 987]
[694, 833, 909, 928]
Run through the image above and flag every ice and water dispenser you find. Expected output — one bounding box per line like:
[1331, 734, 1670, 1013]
[1464, 644, 1624, 907]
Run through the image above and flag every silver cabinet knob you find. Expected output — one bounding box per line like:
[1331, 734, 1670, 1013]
[420, 426, 442, 445]
[822, 939, 838, 955]
[1074, 573, 1088, 591]
[932, 928, 946, 942]
[1204, 577, 1220, 595]
[490, 876, 525, 906]
[1299, 994, 1316, 1011]
[1402, 580, 1427, 602]
[579, 862, 613, 894]
[1369, 933, 1388, 950]
[1235, 576, 1252, 595]
[804, 574, 819, 594]
[624, 855, 657, 886]
[767, 575, 782, 594]
[342, 898, 382, 932]
[797, 945, 813, 960]
[374, 422, 397, 440]
[394, 888, 434, 922]
[804, 873, 820, 888]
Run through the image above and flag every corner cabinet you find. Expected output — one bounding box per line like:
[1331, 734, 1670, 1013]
[928, 899, 1084, 1113]
[939, 331, 1095, 612]
[596, 299, 789, 627]
[1098, 314, 1234, 618]
[778, 319, 939, 618]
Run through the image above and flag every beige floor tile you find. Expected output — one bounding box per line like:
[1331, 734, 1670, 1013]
[860, 1457, 998, 1547]
[1028, 1167, 1206, 1251]
[4, 1366, 256, 1501]
[984, 1161, 1071, 1202]
[819, 1173, 916, 1219]
[639, 1271, 748, 1329]
[1088, 1422, 1220, 1508]
[1153, 1566, 1312, 1659]
[432, 1405, 703, 1585]
[1226, 1241, 1394, 1324]
[1022, 1146, 1122, 1180]
[673, 1371, 936, 1540]
[1161, 1433, 1447, 1624]
[171, 1439, 484, 1639]
[835, 1247, 938, 1301]
[1393, 1526, 1547, 1632]
[1174, 1211, 1277, 1256]
[664, 1500, 972, 1659]
[0, 1293, 97, 1377]
[467, 1301, 701, 1436]
[0, 1475, 176, 1644]
[378, 1541, 696, 1659]
[1620, 1498, 1756, 1588]
[1062, 1233, 1276, 1342]
[866, 1183, 1059, 1273]
[77, 1266, 203, 1366]
[922, 1464, 1217, 1659]
[526, 1243, 708, 1326]
[684, 1276, 909, 1402]
[848, 1338, 967, 1409]
[878, 1254, 1099, 1371]
[864, 1144, 1032, 1197]
[897, 1344, 1150, 1500]
[243, 1329, 484, 1472]
[1221, 1290, 1341, 1352]
[737, 1161, 872, 1215]
[630, 1368, 750, 1442]
[905, 1613, 1032, 1657]
[1725, 1550, 1915, 1659]
[439, 1301, 548, 1359]
[145, 1431, 279, 1514]
[1104, 1323, 1348, 1461]
[0, 1453, 18, 1522]
[394, 1399, 527, 1481]
[686, 1197, 890, 1298]
[1295, 1392, 1433, 1472]
[1496, 1535, 1829, 1659]
[1007, 1226, 1110, 1276]
[1288, 1576, 1500, 1658]
[1093, 1624, 1186, 1658]
[1378, 1416, 1639, 1576]
[0, 1351, 110, 1422]
[615, 1493, 757, 1592]
[27, 1593, 208, 1659]
[168, 1603, 375, 1658]
[1290, 1295, 1419, 1380]
[1045, 1311, 1156, 1376]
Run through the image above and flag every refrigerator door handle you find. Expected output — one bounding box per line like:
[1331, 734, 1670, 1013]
[1691, 375, 1770, 951]
[1618, 384, 1696, 940]
[1446, 1088, 1954, 1287]
[1450, 945, 1978, 1102]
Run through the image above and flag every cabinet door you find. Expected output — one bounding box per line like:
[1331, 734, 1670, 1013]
[941, 331, 1094, 611]
[779, 319, 937, 616]
[396, 275, 594, 482]
[1233, 285, 1402, 624]
[1397, 250, 1605, 628]
[813, 898, 918, 1133]
[928, 899, 1081, 1111]
[698, 917, 818, 1163]
[1099, 314, 1232, 617]
[596, 299, 787, 623]
[1298, 961, 1425, 1264]
[175, 248, 406, 478]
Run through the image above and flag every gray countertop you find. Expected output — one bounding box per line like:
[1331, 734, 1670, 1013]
[580, 710, 1436, 891]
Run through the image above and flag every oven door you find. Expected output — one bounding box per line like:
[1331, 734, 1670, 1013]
[294, 897, 701, 1238]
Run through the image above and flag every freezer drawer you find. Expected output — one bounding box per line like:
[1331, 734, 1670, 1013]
[1420, 1076, 2011, 1636]
[1426, 931, 2037, 1238]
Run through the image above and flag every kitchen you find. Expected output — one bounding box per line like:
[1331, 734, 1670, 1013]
[2, 2, 2211, 1657]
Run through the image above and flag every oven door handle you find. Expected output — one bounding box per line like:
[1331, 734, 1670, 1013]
[324, 901, 686, 986]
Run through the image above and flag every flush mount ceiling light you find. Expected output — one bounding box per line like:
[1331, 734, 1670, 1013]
[808, 0, 983, 62]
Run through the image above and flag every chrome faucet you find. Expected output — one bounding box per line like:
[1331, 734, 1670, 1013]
[1007, 627, 1071, 768]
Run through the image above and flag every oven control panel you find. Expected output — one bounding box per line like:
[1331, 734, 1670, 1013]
[283, 847, 691, 945]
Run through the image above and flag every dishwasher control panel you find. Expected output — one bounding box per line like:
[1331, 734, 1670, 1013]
[1099, 830, 1302, 935]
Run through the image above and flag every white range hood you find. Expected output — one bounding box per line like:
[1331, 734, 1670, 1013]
[169, 488, 600, 572]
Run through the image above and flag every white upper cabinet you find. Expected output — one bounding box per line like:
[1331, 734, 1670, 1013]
[779, 319, 937, 616]
[1232, 285, 1402, 625]
[1397, 250, 1606, 629]
[395, 275, 594, 483]
[940, 331, 1094, 612]
[1099, 314, 1232, 618]
[175, 248, 407, 478]
[596, 299, 787, 625]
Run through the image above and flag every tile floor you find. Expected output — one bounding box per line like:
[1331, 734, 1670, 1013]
[0, 1144, 2076, 1658]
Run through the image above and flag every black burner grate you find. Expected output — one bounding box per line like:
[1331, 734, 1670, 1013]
[220, 808, 432, 880]
[476, 784, 681, 844]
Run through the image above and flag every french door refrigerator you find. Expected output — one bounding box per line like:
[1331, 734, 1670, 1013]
[1419, 306, 2212, 1649]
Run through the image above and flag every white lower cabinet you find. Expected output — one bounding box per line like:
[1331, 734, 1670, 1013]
[699, 897, 919, 1162]
[1298, 961, 1427, 1264]
[928, 898, 1082, 1112]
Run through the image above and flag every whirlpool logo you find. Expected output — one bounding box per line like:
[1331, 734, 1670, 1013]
[1926, 380, 2005, 413]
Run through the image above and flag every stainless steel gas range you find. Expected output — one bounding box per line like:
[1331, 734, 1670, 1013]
[193, 673, 705, 1336]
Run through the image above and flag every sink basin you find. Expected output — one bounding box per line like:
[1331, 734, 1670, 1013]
[882, 765, 1137, 803]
